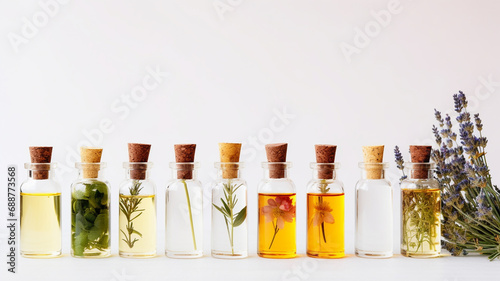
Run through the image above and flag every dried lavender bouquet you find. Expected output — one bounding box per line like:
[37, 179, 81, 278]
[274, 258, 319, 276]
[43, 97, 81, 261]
[432, 92, 500, 260]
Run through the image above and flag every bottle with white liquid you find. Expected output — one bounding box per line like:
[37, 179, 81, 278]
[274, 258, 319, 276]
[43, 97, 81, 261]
[355, 146, 393, 258]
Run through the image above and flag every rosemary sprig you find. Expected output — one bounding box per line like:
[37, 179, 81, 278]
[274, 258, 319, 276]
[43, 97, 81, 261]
[182, 179, 197, 251]
[119, 181, 145, 248]
[213, 180, 246, 255]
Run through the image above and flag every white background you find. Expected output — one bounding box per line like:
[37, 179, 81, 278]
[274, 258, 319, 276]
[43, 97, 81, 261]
[1, 1, 500, 280]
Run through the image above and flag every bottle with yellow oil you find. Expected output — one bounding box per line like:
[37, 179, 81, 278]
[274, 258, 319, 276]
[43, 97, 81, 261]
[399, 146, 441, 258]
[307, 145, 345, 258]
[20, 146, 61, 258]
[258, 143, 296, 259]
[119, 143, 156, 258]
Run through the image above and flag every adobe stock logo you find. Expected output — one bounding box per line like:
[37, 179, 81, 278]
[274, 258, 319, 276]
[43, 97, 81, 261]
[7, 0, 71, 53]
[340, 0, 404, 63]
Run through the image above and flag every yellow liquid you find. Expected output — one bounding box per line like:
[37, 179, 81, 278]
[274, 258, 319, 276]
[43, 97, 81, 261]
[258, 193, 296, 258]
[307, 193, 345, 258]
[119, 195, 156, 258]
[20, 193, 61, 258]
[401, 188, 441, 257]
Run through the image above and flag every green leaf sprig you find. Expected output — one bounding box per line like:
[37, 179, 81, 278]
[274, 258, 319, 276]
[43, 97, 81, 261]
[119, 181, 145, 248]
[213, 180, 246, 255]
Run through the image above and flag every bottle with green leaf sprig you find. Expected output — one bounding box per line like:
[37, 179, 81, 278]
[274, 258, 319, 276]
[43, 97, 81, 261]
[71, 147, 111, 258]
[165, 144, 203, 258]
[119, 143, 156, 258]
[211, 143, 247, 258]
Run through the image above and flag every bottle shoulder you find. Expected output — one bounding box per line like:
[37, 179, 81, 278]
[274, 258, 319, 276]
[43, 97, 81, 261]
[306, 179, 344, 194]
[400, 178, 440, 190]
[119, 179, 156, 195]
[355, 179, 392, 190]
[258, 178, 296, 194]
[20, 178, 62, 194]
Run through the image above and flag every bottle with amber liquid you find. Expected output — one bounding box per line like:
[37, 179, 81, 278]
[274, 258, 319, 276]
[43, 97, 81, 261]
[258, 143, 296, 259]
[400, 145, 441, 258]
[119, 143, 156, 258]
[20, 147, 61, 258]
[306, 145, 345, 258]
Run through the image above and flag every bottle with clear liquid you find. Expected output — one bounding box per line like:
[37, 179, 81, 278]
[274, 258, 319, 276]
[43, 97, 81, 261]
[401, 162, 441, 258]
[119, 162, 156, 258]
[306, 163, 345, 258]
[355, 162, 393, 258]
[165, 162, 203, 258]
[258, 162, 296, 258]
[211, 162, 248, 258]
[20, 162, 61, 258]
[71, 161, 111, 258]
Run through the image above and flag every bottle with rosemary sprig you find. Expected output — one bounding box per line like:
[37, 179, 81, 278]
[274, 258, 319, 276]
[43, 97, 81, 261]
[306, 145, 345, 259]
[119, 143, 156, 258]
[211, 143, 247, 258]
[395, 145, 441, 258]
[165, 144, 203, 258]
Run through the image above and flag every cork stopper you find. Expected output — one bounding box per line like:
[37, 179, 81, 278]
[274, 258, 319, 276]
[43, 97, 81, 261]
[410, 145, 432, 179]
[128, 143, 151, 180]
[80, 147, 103, 179]
[219, 143, 241, 179]
[174, 144, 196, 179]
[315, 144, 337, 179]
[362, 145, 384, 179]
[265, 143, 287, 179]
[29, 146, 52, 180]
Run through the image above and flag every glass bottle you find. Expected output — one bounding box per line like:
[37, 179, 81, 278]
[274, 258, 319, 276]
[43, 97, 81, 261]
[119, 162, 156, 258]
[400, 162, 441, 257]
[355, 163, 393, 258]
[71, 162, 111, 258]
[211, 162, 248, 258]
[20, 163, 61, 258]
[165, 162, 203, 258]
[258, 162, 296, 258]
[306, 163, 345, 258]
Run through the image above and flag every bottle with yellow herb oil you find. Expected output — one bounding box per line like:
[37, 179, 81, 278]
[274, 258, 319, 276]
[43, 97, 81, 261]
[71, 147, 111, 258]
[307, 145, 345, 258]
[396, 145, 441, 258]
[258, 143, 296, 259]
[20, 146, 61, 258]
[119, 143, 156, 258]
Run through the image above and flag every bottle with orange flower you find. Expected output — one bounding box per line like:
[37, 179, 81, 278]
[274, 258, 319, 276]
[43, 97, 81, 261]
[258, 143, 296, 259]
[306, 145, 345, 258]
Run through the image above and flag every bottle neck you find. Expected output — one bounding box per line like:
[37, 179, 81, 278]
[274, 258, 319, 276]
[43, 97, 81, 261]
[262, 162, 292, 179]
[358, 162, 388, 180]
[170, 162, 199, 180]
[215, 162, 243, 180]
[310, 163, 339, 180]
[405, 162, 435, 180]
[25, 163, 55, 180]
[124, 162, 152, 180]
[76, 162, 106, 180]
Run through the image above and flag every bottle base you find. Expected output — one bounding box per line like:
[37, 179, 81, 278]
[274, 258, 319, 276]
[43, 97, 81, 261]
[212, 251, 248, 259]
[401, 250, 440, 258]
[258, 252, 296, 259]
[166, 251, 203, 259]
[307, 251, 345, 259]
[355, 249, 392, 259]
[21, 251, 61, 258]
[119, 251, 157, 258]
[71, 250, 111, 258]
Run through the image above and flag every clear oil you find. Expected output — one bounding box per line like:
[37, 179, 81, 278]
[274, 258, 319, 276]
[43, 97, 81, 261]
[20, 193, 61, 258]
[119, 195, 156, 258]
